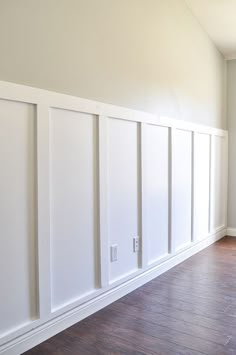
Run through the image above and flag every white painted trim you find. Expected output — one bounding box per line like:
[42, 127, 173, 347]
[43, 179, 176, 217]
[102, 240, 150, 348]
[0, 80, 227, 137]
[208, 134, 212, 234]
[140, 122, 148, 268]
[169, 127, 174, 254]
[98, 116, 109, 288]
[226, 228, 236, 237]
[224, 134, 229, 228]
[36, 104, 51, 318]
[0, 228, 226, 355]
[191, 131, 195, 242]
[209, 134, 215, 233]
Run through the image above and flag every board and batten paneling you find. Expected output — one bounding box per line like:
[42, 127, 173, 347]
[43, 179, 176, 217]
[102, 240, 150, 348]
[145, 124, 169, 264]
[172, 129, 192, 252]
[0, 80, 228, 355]
[0, 99, 38, 337]
[108, 118, 140, 283]
[50, 108, 99, 311]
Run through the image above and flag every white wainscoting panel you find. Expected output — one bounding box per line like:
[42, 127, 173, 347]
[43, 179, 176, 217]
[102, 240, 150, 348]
[172, 129, 192, 251]
[193, 133, 210, 240]
[0, 99, 38, 337]
[145, 125, 169, 264]
[211, 135, 227, 231]
[50, 108, 99, 311]
[108, 118, 140, 283]
[0, 81, 228, 355]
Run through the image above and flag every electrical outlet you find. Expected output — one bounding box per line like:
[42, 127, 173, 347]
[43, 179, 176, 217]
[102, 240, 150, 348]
[133, 237, 140, 252]
[110, 244, 118, 262]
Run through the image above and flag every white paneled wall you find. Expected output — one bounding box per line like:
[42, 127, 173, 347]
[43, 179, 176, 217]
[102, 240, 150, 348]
[194, 133, 211, 241]
[0, 99, 37, 337]
[145, 125, 169, 264]
[0, 81, 228, 355]
[172, 129, 192, 252]
[50, 109, 99, 310]
[211, 135, 228, 231]
[108, 118, 140, 282]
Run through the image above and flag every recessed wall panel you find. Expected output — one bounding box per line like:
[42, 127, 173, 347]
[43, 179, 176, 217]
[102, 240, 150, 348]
[108, 118, 140, 282]
[0, 99, 37, 336]
[146, 125, 169, 263]
[194, 133, 210, 240]
[50, 108, 99, 310]
[212, 136, 226, 230]
[172, 129, 192, 251]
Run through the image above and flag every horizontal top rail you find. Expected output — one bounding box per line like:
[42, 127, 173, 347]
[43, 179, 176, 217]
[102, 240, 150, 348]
[0, 80, 227, 137]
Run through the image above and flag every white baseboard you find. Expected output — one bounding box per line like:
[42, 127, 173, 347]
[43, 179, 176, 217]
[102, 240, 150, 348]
[0, 228, 226, 355]
[227, 228, 236, 236]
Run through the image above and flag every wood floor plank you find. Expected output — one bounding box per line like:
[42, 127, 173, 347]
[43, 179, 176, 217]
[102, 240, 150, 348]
[141, 279, 234, 308]
[154, 272, 236, 301]
[122, 289, 235, 324]
[118, 295, 236, 338]
[24, 236, 236, 355]
[81, 315, 205, 355]
[110, 300, 230, 346]
[84, 309, 233, 355]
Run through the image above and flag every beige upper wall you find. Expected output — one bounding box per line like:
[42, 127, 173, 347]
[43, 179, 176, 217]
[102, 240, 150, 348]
[0, 0, 226, 129]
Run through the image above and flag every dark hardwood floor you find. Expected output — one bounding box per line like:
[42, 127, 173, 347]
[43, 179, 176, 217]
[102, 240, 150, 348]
[24, 236, 236, 355]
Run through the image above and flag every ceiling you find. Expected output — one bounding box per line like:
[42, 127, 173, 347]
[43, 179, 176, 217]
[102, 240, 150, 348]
[185, 0, 236, 59]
